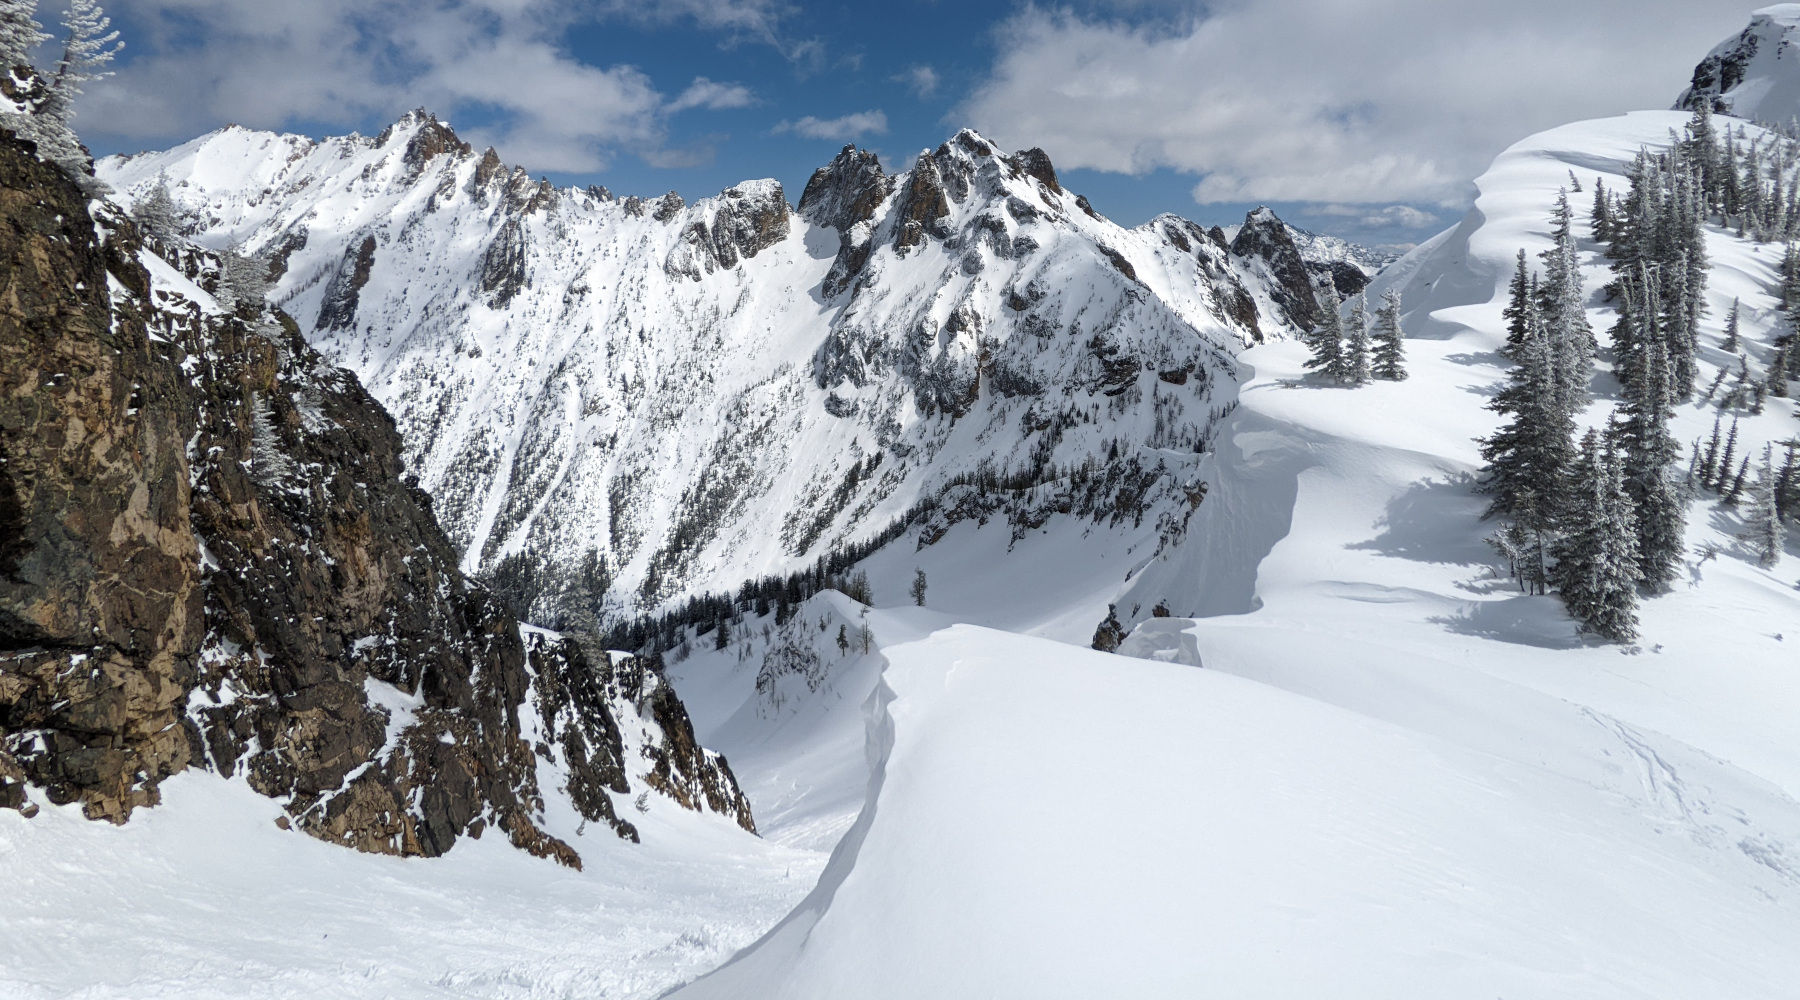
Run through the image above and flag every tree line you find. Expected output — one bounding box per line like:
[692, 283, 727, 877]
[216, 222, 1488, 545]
[1483, 106, 1793, 644]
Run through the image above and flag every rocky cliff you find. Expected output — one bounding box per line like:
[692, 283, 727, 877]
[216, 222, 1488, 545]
[0, 132, 751, 861]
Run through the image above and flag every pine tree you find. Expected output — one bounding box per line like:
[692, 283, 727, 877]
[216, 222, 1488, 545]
[1372, 288, 1407, 380]
[835, 623, 849, 656]
[7, 0, 119, 186]
[1478, 296, 1575, 520]
[1615, 329, 1685, 589]
[1304, 291, 1345, 381]
[1591, 179, 1613, 242]
[1540, 191, 1596, 413]
[1501, 250, 1534, 360]
[910, 567, 927, 607]
[1769, 339, 1793, 398]
[0, 0, 46, 71]
[1552, 428, 1641, 643]
[1749, 444, 1786, 568]
[1342, 292, 1373, 386]
[131, 171, 178, 238]
[1722, 297, 1741, 351]
[715, 617, 731, 650]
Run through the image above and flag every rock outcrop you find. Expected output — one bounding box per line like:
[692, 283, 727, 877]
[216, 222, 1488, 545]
[0, 133, 752, 863]
[1230, 206, 1339, 331]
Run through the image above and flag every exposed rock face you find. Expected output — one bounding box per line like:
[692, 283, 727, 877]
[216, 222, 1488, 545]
[798, 145, 890, 232]
[1313, 259, 1371, 298]
[1677, 20, 1762, 115]
[1230, 206, 1338, 331]
[0, 137, 201, 823]
[1673, 8, 1800, 123]
[0, 134, 752, 862]
[316, 234, 376, 330]
[481, 219, 528, 306]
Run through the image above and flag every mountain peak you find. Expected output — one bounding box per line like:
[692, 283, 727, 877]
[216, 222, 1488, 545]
[1676, 5, 1800, 121]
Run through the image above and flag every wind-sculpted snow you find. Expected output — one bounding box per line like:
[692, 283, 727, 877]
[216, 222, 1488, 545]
[98, 115, 1297, 626]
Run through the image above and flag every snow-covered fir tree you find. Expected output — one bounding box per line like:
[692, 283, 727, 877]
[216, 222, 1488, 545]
[1304, 289, 1345, 382]
[1479, 284, 1575, 520]
[1614, 329, 1686, 590]
[1342, 292, 1373, 386]
[1552, 429, 1642, 644]
[1540, 190, 1595, 413]
[1372, 288, 1407, 380]
[1749, 444, 1786, 569]
[0, 0, 45, 70]
[1722, 297, 1741, 351]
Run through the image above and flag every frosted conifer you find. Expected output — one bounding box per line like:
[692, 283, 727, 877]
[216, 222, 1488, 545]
[1342, 293, 1373, 386]
[1372, 288, 1406, 380]
[1552, 429, 1641, 643]
[0, 0, 46, 71]
[1721, 297, 1741, 351]
[1616, 330, 1685, 589]
[1749, 445, 1785, 568]
[1479, 294, 1574, 520]
[1304, 291, 1345, 382]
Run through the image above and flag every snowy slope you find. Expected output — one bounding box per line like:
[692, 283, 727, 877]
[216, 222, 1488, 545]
[97, 121, 1301, 627]
[651, 109, 1800, 997]
[1677, 4, 1800, 122]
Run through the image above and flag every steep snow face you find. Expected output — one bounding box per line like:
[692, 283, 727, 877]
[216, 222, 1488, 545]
[98, 117, 1292, 624]
[1677, 4, 1800, 121]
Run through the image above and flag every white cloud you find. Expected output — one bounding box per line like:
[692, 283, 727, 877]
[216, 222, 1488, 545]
[668, 77, 757, 113]
[896, 65, 939, 98]
[958, 1, 1753, 206]
[79, 0, 767, 174]
[772, 109, 888, 141]
[1313, 203, 1438, 231]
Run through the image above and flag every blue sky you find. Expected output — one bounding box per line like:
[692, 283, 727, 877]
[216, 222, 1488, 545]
[84, 0, 1753, 247]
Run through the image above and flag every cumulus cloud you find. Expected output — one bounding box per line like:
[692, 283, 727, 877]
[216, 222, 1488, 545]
[668, 77, 758, 113]
[1313, 203, 1439, 231]
[896, 65, 939, 98]
[773, 109, 888, 141]
[80, 0, 764, 173]
[958, 1, 1751, 207]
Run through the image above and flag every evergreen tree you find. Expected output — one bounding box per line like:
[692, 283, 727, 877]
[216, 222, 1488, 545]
[1749, 444, 1786, 568]
[1769, 339, 1793, 398]
[1478, 296, 1575, 520]
[1342, 292, 1373, 386]
[1304, 290, 1345, 381]
[1615, 329, 1685, 589]
[1552, 428, 1641, 643]
[1372, 288, 1407, 380]
[715, 617, 731, 650]
[1722, 297, 1741, 351]
[1540, 190, 1596, 412]
[1590, 178, 1613, 243]
[835, 623, 849, 656]
[0, 0, 46, 70]
[1500, 250, 1534, 360]
[131, 171, 178, 238]
[910, 567, 927, 607]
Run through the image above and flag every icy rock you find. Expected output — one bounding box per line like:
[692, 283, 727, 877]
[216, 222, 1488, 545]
[1116, 616, 1203, 667]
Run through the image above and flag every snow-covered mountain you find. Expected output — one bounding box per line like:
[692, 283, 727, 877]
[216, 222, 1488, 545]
[1677, 3, 1800, 121]
[96, 121, 1334, 630]
[14, 8, 1800, 999]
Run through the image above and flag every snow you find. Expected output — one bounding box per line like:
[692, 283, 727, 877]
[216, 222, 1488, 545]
[667, 109, 1800, 998]
[12, 76, 1800, 1000]
[1678, 5, 1800, 122]
[0, 774, 820, 1000]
